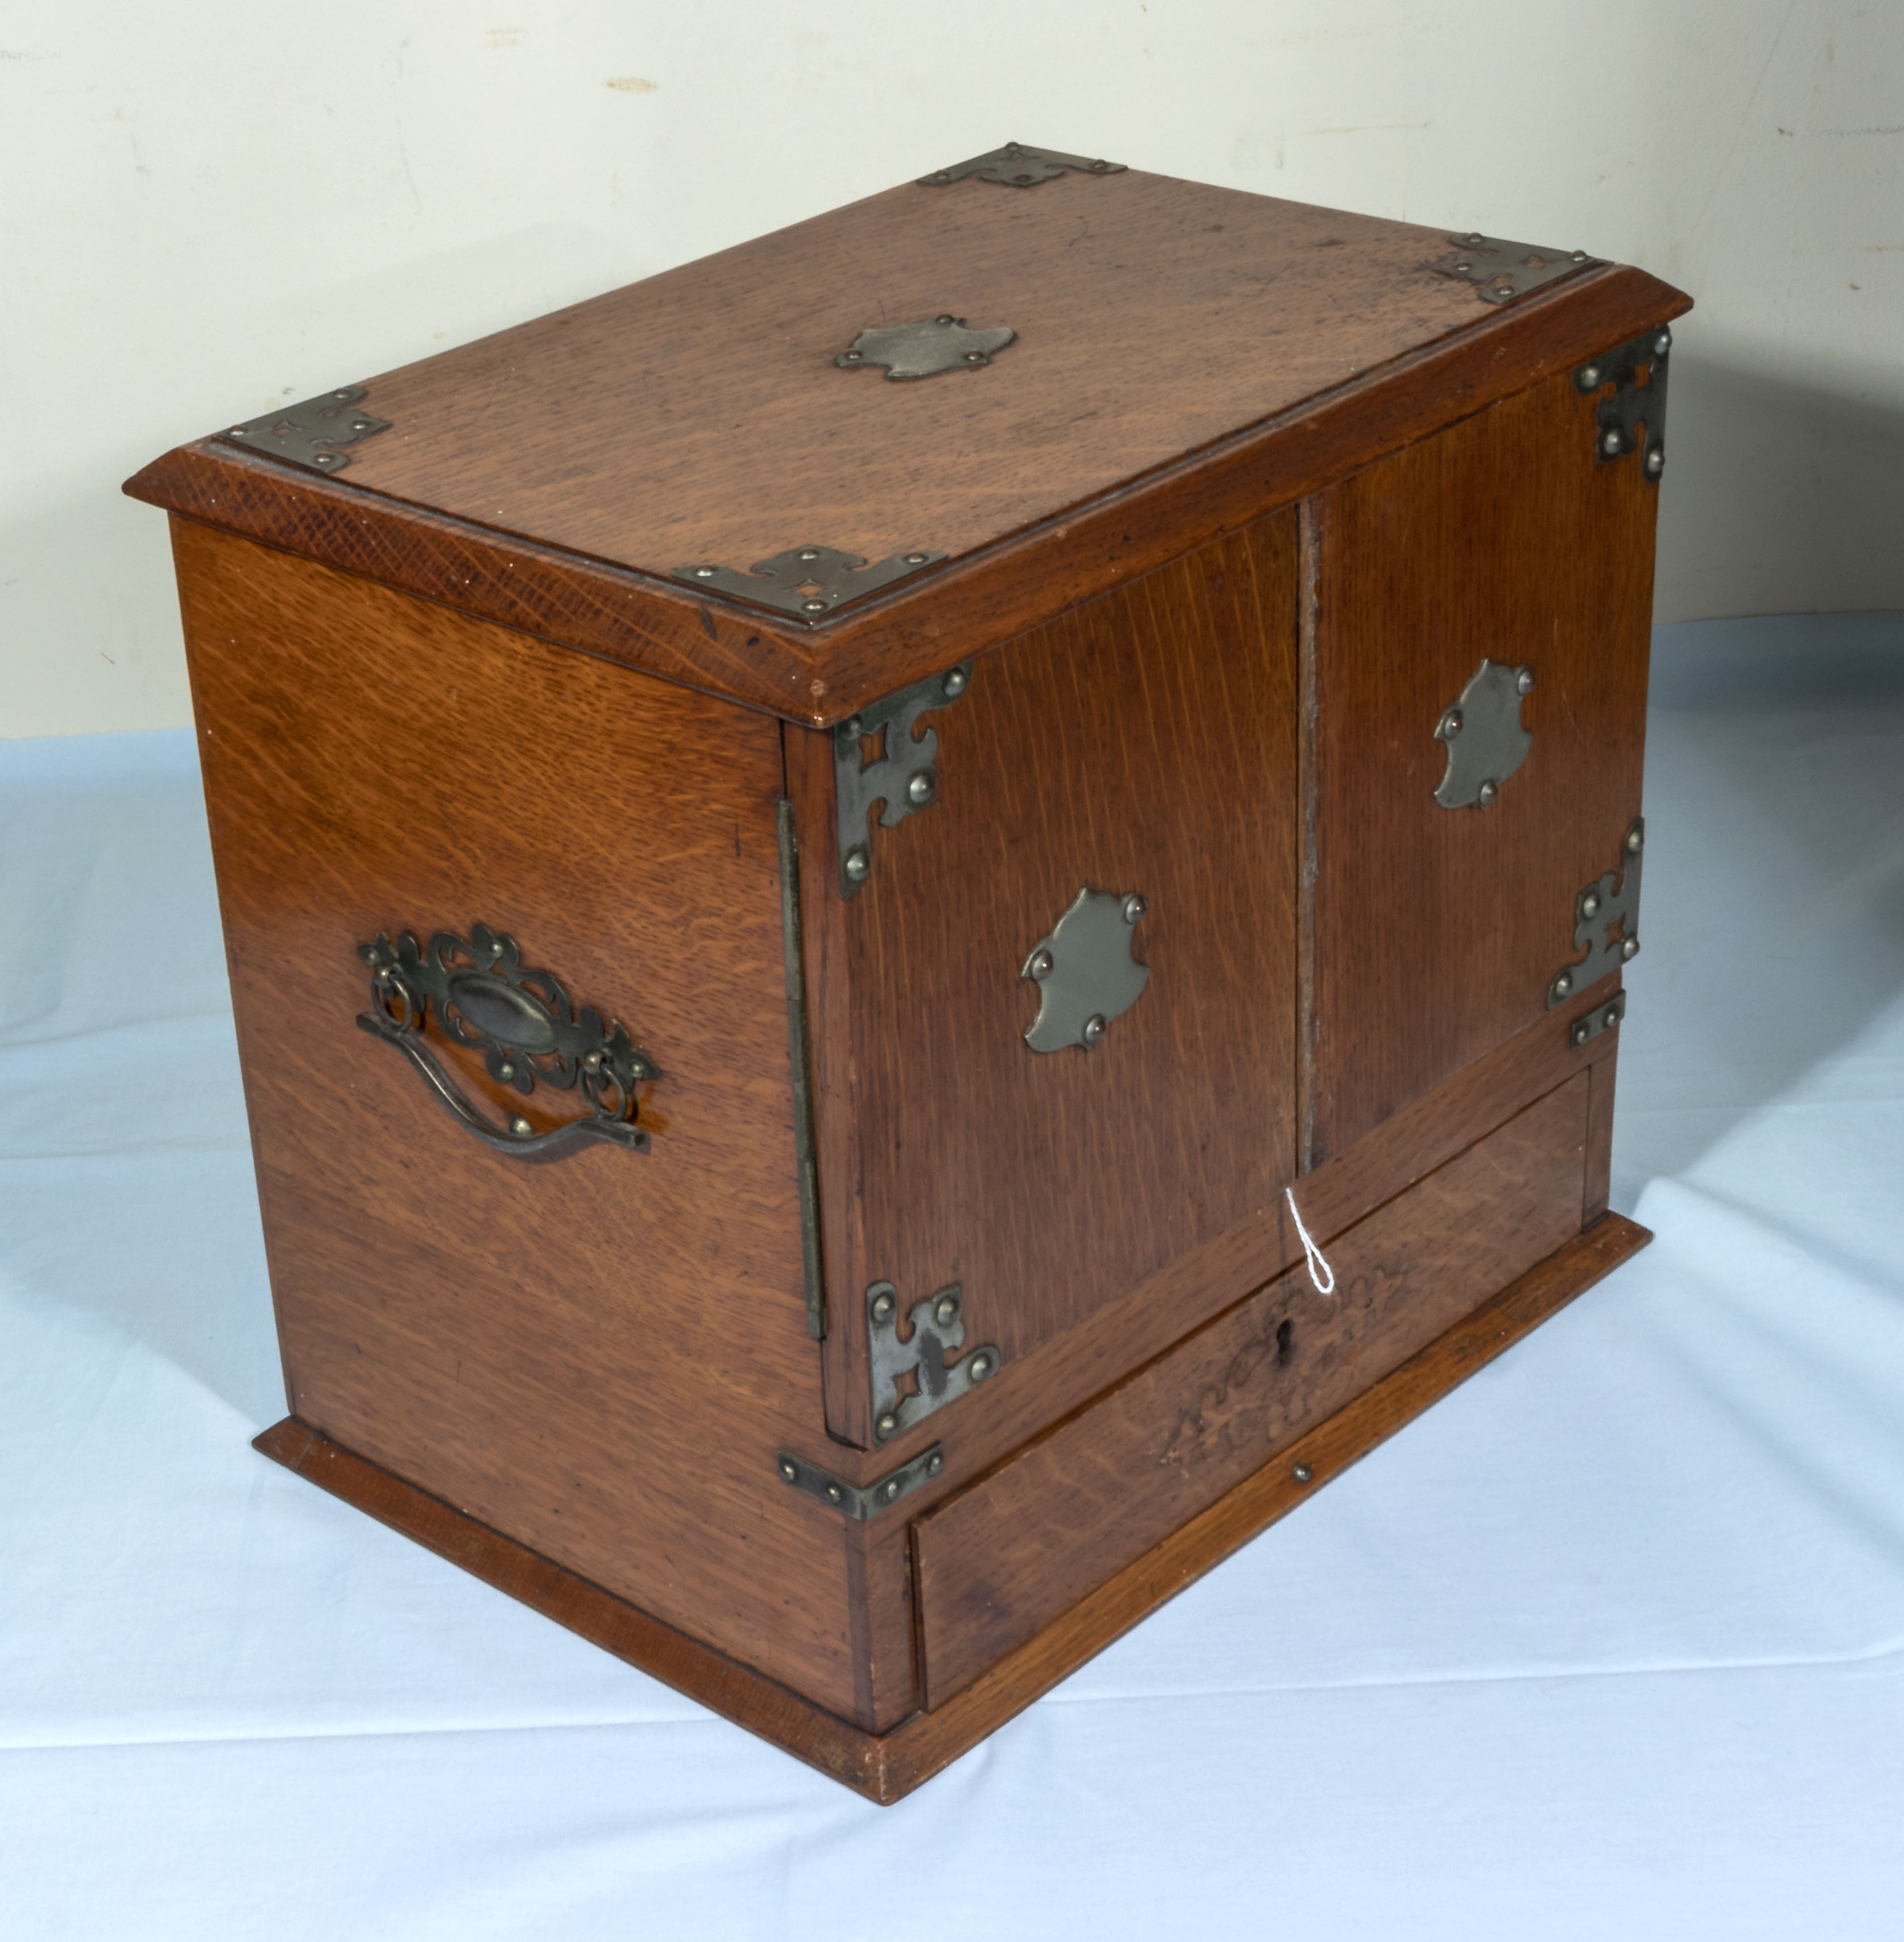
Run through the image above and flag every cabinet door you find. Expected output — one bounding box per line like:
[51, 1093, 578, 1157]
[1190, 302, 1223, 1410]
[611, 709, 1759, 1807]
[1305, 366, 1658, 1164]
[799, 512, 1301, 1447]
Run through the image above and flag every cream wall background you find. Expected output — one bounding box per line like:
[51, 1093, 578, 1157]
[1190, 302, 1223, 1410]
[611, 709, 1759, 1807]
[3, 0, 1899, 738]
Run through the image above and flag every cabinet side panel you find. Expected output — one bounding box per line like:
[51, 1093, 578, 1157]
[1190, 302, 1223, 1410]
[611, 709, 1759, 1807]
[172, 519, 858, 1716]
[1309, 366, 1657, 1160]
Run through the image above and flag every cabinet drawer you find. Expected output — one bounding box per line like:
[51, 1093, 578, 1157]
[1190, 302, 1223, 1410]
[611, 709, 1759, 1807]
[913, 1072, 1592, 1708]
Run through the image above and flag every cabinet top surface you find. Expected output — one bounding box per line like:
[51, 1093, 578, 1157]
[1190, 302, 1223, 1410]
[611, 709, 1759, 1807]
[130, 151, 1689, 719]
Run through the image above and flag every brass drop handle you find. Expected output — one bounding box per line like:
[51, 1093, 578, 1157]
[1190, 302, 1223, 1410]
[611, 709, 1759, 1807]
[354, 924, 658, 1162]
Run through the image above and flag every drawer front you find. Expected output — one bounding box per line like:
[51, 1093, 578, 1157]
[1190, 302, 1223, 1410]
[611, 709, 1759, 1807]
[912, 1072, 1591, 1707]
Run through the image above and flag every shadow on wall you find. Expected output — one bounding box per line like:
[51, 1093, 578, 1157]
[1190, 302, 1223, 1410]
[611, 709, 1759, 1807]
[1654, 356, 1904, 623]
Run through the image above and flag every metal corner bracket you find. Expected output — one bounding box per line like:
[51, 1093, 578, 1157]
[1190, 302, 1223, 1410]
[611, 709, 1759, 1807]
[834, 661, 972, 898]
[1429, 234, 1597, 304]
[1548, 818, 1644, 1008]
[1569, 989, 1627, 1049]
[672, 545, 945, 622]
[216, 384, 392, 475]
[868, 1281, 1001, 1445]
[776, 1444, 945, 1521]
[918, 142, 1125, 188]
[1577, 327, 1672, 479]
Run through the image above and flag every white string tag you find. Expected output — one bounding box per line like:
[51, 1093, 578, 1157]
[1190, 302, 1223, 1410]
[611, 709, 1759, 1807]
[1284, 1186, 1336, 1298]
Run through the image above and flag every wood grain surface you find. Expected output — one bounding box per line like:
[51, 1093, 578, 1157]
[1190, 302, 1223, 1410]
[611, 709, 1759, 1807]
[789, 514, 1300, 1448]
[125, 260, 1690, 726]
[172, 518, 871, 1717]
[253, 1214, 1654, 1802]
[1306, 365, 1659, 1162]
[913, 1071, 1591, 1705]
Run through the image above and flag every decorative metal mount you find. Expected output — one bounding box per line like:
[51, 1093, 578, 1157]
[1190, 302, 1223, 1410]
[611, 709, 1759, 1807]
[673, 545, 944, 622]
[1577, 328, 1672, 480]
[1547, 819, 1644, 1009]
[776, 1444, 945, 1521]
[1569, 989, 1628, 1050]
[1021, 887, 1150, 1053]
[837, 315, 1015, 381]
[1429, 234, 1596, 304]
[1434, 660, 1535, 809]
[918, 142, 1125, 188]
[834, 662, 972, 898]
[356, 924, 659, 1162]
[218, 385, 391, 475]
[868, 1282, 1001, 1445]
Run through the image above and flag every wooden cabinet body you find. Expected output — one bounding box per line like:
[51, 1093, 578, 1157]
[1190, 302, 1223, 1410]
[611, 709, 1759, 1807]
[127, 150, 1687, 1800]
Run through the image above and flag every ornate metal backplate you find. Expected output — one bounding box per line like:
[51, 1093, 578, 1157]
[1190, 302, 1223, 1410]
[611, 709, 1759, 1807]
[1547, 820, 1644, 1008]
[867, 1281, 1001, 1444]
[836, 315, 1015, 381]
[834, 662, 972, 897]
[918, 142, 1125, 188]
[1577, 328, 1672, 479]
[1429, 234, 1596, 304]
[357, 924, 659, 1161]
[672, 545, 944, 621]
[1021, 887, 1150, 1053]
[1433, 660, 1535, 809]
[218, 385, 391, 474]
[776, 1443, 945, 1521]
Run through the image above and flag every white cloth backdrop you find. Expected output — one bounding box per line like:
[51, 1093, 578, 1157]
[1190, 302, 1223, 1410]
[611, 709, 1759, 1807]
[3, 613, 1901, 1939]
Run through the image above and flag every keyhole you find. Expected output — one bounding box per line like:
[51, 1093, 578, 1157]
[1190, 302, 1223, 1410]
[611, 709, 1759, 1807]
[1276, 1319, 1294, 1367]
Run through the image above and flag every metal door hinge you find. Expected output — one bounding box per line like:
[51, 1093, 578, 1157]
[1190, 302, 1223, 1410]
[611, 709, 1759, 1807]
[1577, 328, 1671, 479]
[834, 662, 972, 897]
[218, 385, 391, 475]
[868, 1281, 1001, 1444]
[673, 545, 945, 621]
[777, 1444, 944, 1521]
[1429, 234, 1597, 304]
[918, 142, 1125, 188]
[1549, 819, 1644, 1007]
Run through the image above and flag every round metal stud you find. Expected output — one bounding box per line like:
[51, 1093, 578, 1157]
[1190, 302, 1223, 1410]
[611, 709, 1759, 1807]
[934, 1294, 959, 1327]
[968, 1354, 993, 1381]
[1122, 893, 1147, 925]
[334, 390, 351, 400]
[1292, 1463, 1314, 1483]
[1603, 428, 1623, 455]
[497, 1061, 515, 1080]
[826, 1483, 843, 1503]
[1578, 364, 1601, 390]
[1090, 160, 1112, 171]
[935, 313, 954, 325]
[842, 715, 863, 739]
[1517, 667, 1537, 695]
[693, 565, 717, 578]
[904, 552, 929, 565]
[1028, 948, 1054, 980]
[583, 1049, 602, 1069]
[1466, 231, 1484, 243]
[1441, 708, 1462, 738]
[1622, 936, 1640, 960]
[875, 1412, 897, 1437]
[1453, 260, 1472, 274]
[1572, 249, 1588, 261]
[942, 667, 968, 697]
[906, 770, 935, 805]
[510, 1115, 532, 1137]
[779, 1458, 797, 1482]
[870, 1290, 896, 1322]
[844, 846, 870, 882]
[1604, 1005, 1621, 1029]
[1081, 1014, 1107, 1049]
[1553, 972, 1573, 997]
[927, 1452, 944, 1475]
[963, 351, 986, 364]
[798, 549, 819, 561]
[228, 425, 250, 435]
[1477, 780, 1499, 807]
[802, 599, 827, 613]
[841, 350, 862, 362]
[1582, 892, 1601, 917]
[1646, 448, 1665, 476]
[316, 454, 339, 466]
[1627, 826, 1645, 852]
[884, 1479, 901, 1502]
[1654, 331, 1672, 356]
[1572, 1022, 1590, 1046]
